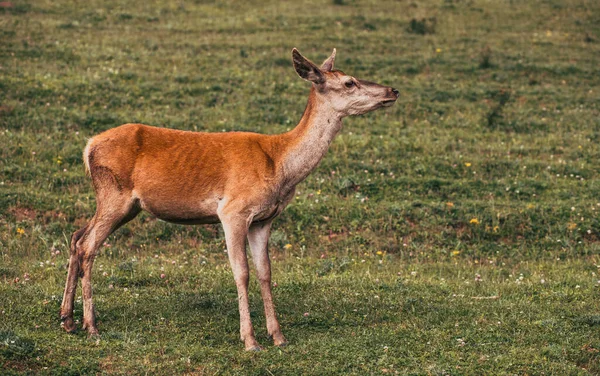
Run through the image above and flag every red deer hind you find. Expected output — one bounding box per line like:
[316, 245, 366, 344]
[60, 48, 399, 350]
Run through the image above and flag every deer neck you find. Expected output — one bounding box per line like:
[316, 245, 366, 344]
[279, 87, 343, 189]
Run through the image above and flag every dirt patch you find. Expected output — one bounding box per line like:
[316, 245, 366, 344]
[9, 207, 69, 224]
[320, 229, 349, 242]
[8, 207, 38, 221]
[41, 210, 66, 223]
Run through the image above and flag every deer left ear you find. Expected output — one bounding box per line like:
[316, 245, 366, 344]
[321, 48, 336, 72]
[292, 48, 325, 84]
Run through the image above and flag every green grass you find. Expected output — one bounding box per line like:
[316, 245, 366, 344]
[1, 0, 600, 374]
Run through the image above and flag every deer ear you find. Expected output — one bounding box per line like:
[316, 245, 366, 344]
[292, 48, 325, 84]
[321, 48, 336, 72]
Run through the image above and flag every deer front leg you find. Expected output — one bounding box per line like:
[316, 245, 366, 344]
[220, 214, 261, 351]
[248, 221, 287, 347]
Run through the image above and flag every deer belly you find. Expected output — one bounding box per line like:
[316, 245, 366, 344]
[137, 192, 221, 224]
[131, 163, 225, 224]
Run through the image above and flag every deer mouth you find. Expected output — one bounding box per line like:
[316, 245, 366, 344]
[381, 99, 397, 107]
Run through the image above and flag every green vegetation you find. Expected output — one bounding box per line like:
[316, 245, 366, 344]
[1, 0, 599, 373]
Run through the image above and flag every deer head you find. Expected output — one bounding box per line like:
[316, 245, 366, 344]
[292, 48, 399, 116]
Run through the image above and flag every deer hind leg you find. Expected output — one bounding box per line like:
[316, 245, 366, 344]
[78, 197, 139, 336]
[60, 161, 139, 335]
[60, 225, 89, 332]
[248, 221, 287, 347]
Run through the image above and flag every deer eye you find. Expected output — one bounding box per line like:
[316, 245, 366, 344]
[345, 80, 355, 88]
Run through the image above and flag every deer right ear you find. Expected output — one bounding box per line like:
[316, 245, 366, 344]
[292, 48, 325, 85]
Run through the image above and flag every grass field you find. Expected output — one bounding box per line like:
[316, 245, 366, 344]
[1, 0, 600, 374]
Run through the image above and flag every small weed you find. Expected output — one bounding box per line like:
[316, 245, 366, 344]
[479, 45, 493, 69]
[363, 22, 377, 31]
[336, 178, 359, 197]
[0, 266, 18, 278]
[407, 17, 436, 35]
[117, 260, 135, 272]
[576, 315, 600, 327]
[269, 229, 289, 248]
[485, 88, 512, 129]
[0, 2, 31, 14]
[58, 22, 78, 29]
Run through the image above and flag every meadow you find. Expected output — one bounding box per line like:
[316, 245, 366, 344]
[1, 0, 600, 374]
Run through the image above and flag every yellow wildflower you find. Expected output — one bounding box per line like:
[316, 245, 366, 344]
[283, 244, 292, 250]
[469, 218, 480, 225]
[16, 228, 25, 235]
[435, 48, 442, 53]
[446, 202, 454, 208]
[567, 223, 577, 230]
[451, 250, 460, 256]
[464, 162, 472, 167]
[376, 251, 383, 256]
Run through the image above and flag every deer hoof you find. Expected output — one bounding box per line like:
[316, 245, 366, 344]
[245, 344, 262, 352]
[85, 325, 99, 336]
[272, 333, 287, 347]
[61, 316, 77, 333]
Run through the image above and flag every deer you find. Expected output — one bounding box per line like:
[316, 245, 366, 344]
[59, 48, 399, 351]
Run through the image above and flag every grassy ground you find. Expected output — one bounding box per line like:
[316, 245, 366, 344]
[1, 0, 600, 374]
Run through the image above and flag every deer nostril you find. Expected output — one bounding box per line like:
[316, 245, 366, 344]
[391, 88, 399, 96]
